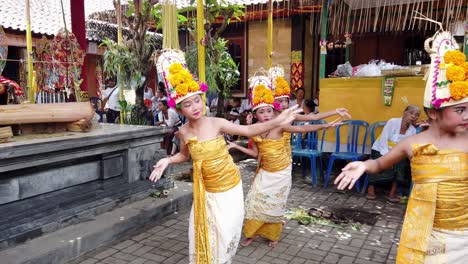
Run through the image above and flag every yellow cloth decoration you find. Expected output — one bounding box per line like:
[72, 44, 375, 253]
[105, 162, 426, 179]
[186, 136, 241, 264]
[396, 143, 467, 264]
[253, 135, 291, 172]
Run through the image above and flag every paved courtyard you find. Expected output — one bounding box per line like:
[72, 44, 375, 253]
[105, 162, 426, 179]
[69, 159, 406, 264]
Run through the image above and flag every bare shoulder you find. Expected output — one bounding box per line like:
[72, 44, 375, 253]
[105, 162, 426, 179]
[177, 125, 189, 140]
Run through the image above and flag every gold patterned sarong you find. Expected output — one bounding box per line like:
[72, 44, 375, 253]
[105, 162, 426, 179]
[244, 135, 292, 241]
[396, 143, 467, 264]
[186, 137, 242, 264]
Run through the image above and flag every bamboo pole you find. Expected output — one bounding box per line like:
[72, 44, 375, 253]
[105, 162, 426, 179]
[196, 0, 206, 115]
[267, 0, 273, 68]
[25, 0, 34, 103]
[116, 0, 124, 124]
[319, 0, 328, 79]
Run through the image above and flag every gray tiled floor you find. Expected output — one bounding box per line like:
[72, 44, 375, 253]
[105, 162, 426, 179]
[70, 160, 405, 264]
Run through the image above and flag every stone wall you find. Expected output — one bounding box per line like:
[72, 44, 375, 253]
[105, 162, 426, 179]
[0, 124, 171, 249]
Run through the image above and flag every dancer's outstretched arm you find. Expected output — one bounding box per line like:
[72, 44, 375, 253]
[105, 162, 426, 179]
[334, 139, 410, 190]
[284, 118, 342, 133]
[149, 139, 190, 182]
[295, 108, 351, 121]
[219, 105, 302, 137]
[227, 141, 258, 158]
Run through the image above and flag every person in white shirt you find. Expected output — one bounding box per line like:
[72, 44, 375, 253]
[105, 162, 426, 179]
[144, 86, 154, 101]
[156, 100, 182, 155]
[102, 78, 120, 123]
[289, 88, 305, 109]
[367, 105, 421, 202]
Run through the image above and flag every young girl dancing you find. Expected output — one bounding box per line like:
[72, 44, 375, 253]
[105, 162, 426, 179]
[148, 63, 301, 264]
[272, 75, 351, 158]
[334, 29, 467, 263]
[228, 84, 341, 248]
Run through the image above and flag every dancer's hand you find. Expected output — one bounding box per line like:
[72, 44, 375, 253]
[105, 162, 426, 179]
[277, 105, 302, 126]
[149, 158, 170, 182]
[336, 108, 351, 119]
[334, 161, 366, 190]
[324, 118, 343, 130]
[226, 141, 237, 150]
[246, 113, 253, 125]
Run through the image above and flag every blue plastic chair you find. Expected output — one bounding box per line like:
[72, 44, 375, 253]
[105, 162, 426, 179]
[291, 120, 326, 187]
[89, 97, 105, 123]
[323, 120, 369, 191]
[361, 121, 387, 193]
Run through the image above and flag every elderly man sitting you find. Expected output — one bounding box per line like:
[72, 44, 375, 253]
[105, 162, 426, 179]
[367, 105, 421, 202]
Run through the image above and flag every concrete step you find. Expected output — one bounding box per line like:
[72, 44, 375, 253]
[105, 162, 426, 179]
[0, 181, 193, 264]
[0, 177, 173, 250]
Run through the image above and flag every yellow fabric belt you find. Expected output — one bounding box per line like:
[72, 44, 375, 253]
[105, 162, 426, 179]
[396, 144, 468, 264]
[187, 137, 241, 264]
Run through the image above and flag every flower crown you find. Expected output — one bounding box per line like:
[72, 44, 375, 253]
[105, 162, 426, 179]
[165, 63, 208, 107]
[251, 84, 279, 111]
[424, 30, 468, 109]
[273, 76, 291, 99]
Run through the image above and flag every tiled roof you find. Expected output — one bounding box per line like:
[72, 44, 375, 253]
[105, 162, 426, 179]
[0, 0, 119, 37]
[0, 0, 277, 40]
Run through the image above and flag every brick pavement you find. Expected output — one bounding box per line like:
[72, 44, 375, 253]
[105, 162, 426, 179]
[69, 159, 405, 264]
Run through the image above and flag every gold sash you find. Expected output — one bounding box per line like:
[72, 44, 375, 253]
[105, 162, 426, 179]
[396, 143, 468, 264]
[283, 132, 292, 159]
[253, 135, 291, 172]
[186, 137, 241, 264]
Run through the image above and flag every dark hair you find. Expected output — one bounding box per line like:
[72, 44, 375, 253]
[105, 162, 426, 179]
[295, 88, 305, 94]
[105, 77, 116, 84]
[159, 100, 169, 108]
[158, 82, 167, 96]
[423, 107, 442, 119]
[233, 98, 241, 103]
[304, 99, 316, 110]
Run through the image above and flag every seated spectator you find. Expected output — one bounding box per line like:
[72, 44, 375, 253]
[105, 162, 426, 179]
[155, 100, 182, 155]
[289, 88, 305, 109]
[225, 109, 240, 142]
[367, 105, 421, 202]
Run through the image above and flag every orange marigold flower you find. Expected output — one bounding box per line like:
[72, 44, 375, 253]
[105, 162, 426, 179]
[444, 50, 466, 66]
[175, 83, 188, 96]
[168, 74, 183, 87]
[449, 81, 468, 100]
[463, 62, 468, 80]
[187, 81, 199, 92]
[169, 63, 184, 75]
[180, 70, 193, 83]
[264, 94, 275, 104]
[446, 65, 466, 82]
